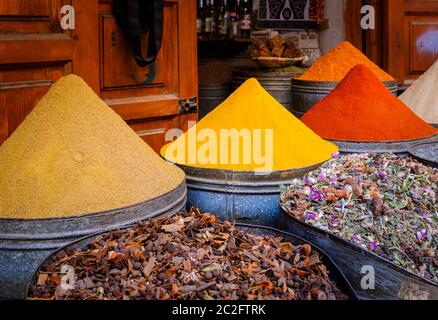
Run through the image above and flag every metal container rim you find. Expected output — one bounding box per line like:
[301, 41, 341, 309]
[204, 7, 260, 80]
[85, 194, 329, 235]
[232, 70, 300, 77]
[174, 162, 326, 186]
[328, 132, 438, 144]
[291, 78, 399, 87]
[26, 220, 359, 300]
[0, 180, 186, 223]
[280, 207, 438, 288]
[408, 141, 438, 168]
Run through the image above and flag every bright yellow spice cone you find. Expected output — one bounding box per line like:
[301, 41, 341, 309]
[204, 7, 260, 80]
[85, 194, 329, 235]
[0, 75, 184, 219]
[161, 78, 338, 172]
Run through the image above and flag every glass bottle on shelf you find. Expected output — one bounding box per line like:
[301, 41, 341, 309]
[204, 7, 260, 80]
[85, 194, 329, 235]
[204, 0, 212, 38]
[203, 0, 214, 39]
[211, 0, 218, 38]
[239, 0, 252, 39]
[217, 0, 229, 38]
[229, 0, 240, 38]
[197, 0, 205, 36]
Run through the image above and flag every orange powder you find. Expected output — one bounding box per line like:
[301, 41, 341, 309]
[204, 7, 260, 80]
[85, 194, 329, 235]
[301, 65, 437, 142]
[299, 41, 395, 82]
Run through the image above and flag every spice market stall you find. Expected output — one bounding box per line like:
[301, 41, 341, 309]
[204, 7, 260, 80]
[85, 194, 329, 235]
[1, 0, 438, 304]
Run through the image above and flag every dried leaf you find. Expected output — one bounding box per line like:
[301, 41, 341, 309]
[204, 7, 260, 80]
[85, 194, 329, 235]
[37, 273, 48, 286]
[143, 257, 156, 277]
[280, 242, 293, 252]
[256, 281, 274, 295]
[172, 283, 180, 296]
[162, 219, 185, 233]
[302, 244, 312, 257]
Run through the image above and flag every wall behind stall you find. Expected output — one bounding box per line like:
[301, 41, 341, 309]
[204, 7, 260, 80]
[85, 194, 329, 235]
[318, 0, 345, 54]
[252, 0, 345, 54]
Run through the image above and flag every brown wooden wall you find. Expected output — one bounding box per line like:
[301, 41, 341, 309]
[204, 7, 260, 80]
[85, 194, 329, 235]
[0, 0, 198, 152]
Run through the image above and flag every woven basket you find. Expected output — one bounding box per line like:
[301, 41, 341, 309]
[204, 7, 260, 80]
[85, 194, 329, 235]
[252, 56, 304, 68]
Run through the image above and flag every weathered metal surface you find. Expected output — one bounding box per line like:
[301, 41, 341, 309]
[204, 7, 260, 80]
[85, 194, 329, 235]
[290, 79, 399, 118]
[27, 222, 359, 301]
[330, 133, 438, 155]
[279, 210, 438, 300]
[199, 84, 230, 119]
[178, 164, 324, 228]
[231, 69, 301, 112]
[0, 182, 187, 299]
[408, 142, 438, 168]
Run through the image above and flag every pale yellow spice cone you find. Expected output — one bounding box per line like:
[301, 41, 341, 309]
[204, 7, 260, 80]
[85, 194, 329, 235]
[0, 75, 184, 219]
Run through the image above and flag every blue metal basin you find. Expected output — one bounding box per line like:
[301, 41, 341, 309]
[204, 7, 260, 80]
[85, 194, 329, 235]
[178, 164, 323, 228]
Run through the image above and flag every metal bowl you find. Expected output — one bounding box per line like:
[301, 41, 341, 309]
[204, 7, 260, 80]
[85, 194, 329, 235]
[0, 181, 187, 299]
[27, 222, 359, 301]
[408, 142, 438, 168]
[279, 209, 438, 300]
[177, 163, 324, 228]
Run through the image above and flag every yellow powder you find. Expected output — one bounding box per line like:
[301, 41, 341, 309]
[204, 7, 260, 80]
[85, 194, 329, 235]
[161, 78, 338, 172]
[0, 75, 185, 219]
[299, 41, 395, 82]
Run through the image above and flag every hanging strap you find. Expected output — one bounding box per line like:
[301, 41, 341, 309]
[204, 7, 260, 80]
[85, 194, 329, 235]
[114, 0, 164, 67]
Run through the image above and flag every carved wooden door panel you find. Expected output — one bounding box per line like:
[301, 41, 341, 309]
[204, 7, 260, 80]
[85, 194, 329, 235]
[345, 0, 438, 85]
[98, 0, 198, 153]
[387, 0, 438, 84]
[0, 0, 99, 145]
[0, 0, 198, 153]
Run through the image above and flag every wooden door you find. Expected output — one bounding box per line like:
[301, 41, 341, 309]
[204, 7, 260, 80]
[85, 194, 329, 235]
[0, 0, 198, 152]
[0, 0, 98, 145]
[97, 0, 198, 153]
[386, 0, 438, 84]
[345, 0, 438, 84]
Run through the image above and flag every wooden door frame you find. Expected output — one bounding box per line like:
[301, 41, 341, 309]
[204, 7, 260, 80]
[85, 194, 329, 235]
[177, 0, 199, 131]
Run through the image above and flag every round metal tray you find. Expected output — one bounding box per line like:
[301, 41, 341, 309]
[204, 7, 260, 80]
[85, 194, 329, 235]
[279, 209, 438, 300]
[178, 163, 325, 228]
[0, 181, 187, 299]
[408, 142, 438, 168]
[27, 222, 359, 301]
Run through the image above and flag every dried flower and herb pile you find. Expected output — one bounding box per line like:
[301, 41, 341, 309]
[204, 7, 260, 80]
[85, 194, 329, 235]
[281, 154, 438, 284]
[28, 208, 348, 301]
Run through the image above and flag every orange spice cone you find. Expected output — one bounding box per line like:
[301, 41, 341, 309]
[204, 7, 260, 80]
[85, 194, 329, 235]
[301, 64, 437, 142]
